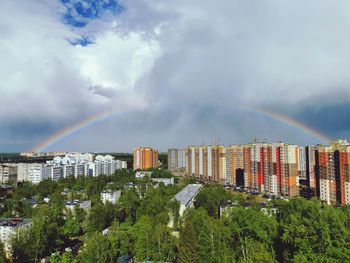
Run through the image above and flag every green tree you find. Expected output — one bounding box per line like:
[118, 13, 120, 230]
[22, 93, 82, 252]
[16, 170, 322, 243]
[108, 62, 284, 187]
[131, 216, 153, 261]
[169, 199, 180, 229]
[119, 188, 140, 224]
[79, 232, 118, 263]
[50, 251, 76, 263]
[195, 186, 230, 218]
[226, 207, 277, 263]
[186, 208, 232, 263]
[178, 221, 197, 263]
[0, 241, 6, 263]
[83, 202, 115, 233]
[61, 217, 80, 238]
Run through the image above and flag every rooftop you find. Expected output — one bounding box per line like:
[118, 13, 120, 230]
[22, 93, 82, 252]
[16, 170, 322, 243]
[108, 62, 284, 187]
[0, 218, 32, 227]
[102, 189, 121, 194]
[65, 200, 89, 205]
[174, 184, 202, 206]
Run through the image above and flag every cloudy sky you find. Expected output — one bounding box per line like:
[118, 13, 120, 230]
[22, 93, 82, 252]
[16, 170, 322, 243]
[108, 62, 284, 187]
[1, 0, 350, 152]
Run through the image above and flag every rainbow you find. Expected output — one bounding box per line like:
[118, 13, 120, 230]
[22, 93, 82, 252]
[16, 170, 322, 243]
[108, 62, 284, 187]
[30, 104, 133, 152]
[247, 106, 332, 143]
[30, 106, 332, 152]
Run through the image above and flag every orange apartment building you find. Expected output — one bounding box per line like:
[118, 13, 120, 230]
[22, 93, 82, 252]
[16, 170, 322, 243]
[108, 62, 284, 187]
[133, 147, 159, 170]
[316, 140, 350, 205]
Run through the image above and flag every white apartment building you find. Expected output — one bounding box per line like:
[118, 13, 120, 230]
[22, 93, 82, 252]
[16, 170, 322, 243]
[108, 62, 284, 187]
[28, 164, 49, 184]
[151, 177, 175, 186]
[87, 155, 127, 177]
[101, 190, 121, 204]
[65, 200, 91, 213]
[43, 165, 63, 181]
[0, 218, 32, 252]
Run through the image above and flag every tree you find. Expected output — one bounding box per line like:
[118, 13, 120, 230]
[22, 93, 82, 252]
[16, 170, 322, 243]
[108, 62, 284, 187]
[131, 216, 153, 261]
[186, 208, 233, 263]
[61, 217, 80, 238]
[178, 221, 197, 263]
[0, 242, 5, 263]
[151, 223, 176, 262]
[119, 188, 140, 224]
[11, 228, 33, 263]
[226, 207, 277, 262]
[108, 221, 133, 256]
[83, 202, 115, 233]
[168, 199, 180, 229]
[50, 251, 76, 263]
[195, 186, 230, 218]
[277, 198, 350, 262]
[79, 232, 118, 263]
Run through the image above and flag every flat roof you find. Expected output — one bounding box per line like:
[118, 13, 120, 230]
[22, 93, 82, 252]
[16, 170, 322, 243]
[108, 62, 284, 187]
[174, 184, 202, 206]
[0, 218, 32, 227]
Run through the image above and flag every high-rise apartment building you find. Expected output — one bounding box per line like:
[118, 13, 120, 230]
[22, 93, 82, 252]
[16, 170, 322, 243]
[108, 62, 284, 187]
[316, 140, 350, 205]
[133, 147, 159, 170]
[225, 145, 244, 186]
[168, 149, 186, 172]
[279, 144, 299, 197]
[185, 145, 227, 183]
[184, 142, 300, 198]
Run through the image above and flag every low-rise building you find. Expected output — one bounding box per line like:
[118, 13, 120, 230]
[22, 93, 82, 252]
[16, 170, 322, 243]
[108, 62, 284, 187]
[61, 189, 87, 200]
[151, 177, 175, 186]
[135, 171, 153, 178]
[65, 200, 91, 213]
[101, 190, 121, 204]
[174, 184, 202, 217]
[0, 218, 32, 253]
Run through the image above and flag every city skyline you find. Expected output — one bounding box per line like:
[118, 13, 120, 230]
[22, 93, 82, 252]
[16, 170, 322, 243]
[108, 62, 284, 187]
[1, 0, 350, 152]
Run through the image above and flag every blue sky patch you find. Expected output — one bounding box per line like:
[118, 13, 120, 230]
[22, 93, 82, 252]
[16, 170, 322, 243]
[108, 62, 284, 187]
[69, 36, 95, 46]
[60, 0, 124, 26]
[60, 0, 124, 45]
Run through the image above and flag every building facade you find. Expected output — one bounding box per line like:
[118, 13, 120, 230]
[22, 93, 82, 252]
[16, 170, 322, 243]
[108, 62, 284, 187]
[133, 147, 159, 170]
[101, 190, 121, 204]
[0, 218, 32, 253]
[168, 149, 186, 172]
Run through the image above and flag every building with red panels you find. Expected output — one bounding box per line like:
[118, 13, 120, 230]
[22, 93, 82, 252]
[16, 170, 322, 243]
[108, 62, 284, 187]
[279, 144, 299, 197]
[317, 140, 350, 205]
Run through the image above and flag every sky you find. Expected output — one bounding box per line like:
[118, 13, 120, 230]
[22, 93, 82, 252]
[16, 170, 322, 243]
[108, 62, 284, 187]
[1, 0, 350, 152]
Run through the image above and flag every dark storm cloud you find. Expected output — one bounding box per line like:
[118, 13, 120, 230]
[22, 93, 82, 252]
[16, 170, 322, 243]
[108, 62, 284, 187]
[297, 103, 350, 135]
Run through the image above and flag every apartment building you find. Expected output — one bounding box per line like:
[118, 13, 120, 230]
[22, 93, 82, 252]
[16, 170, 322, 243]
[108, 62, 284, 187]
[184, 143, 300, 198]
[185, 145, 227, 183]
[225, 145, 244, 186]
[0, 218, 32, 253]
[133, 147, 159, 170]
[0, 165, 17, 184]
[65, 200, 91, 213]
[316, 140, 350, 205]
[168, 149, 186, 172]
[279, 144, 299, 197]
[101, 190, 121, 204]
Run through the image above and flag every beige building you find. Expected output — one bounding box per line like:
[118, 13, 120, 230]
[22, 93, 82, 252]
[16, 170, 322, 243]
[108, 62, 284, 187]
[0, 165, 17, 184]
